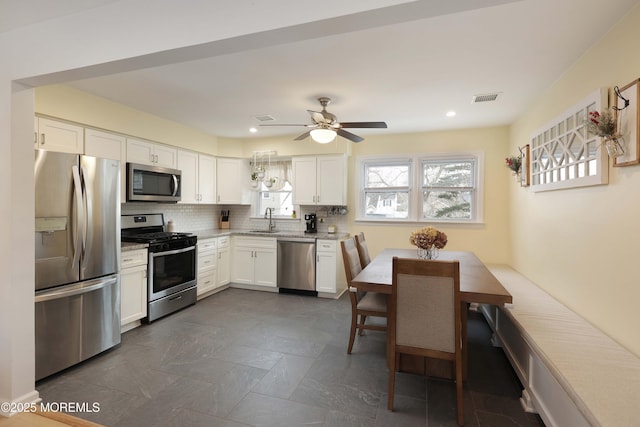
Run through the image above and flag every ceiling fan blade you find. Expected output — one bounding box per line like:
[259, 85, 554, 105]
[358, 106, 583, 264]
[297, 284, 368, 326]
[294, 130, 311, 141]
[259, 124, 308, 127]
[339, 121, 388, 129]
[337, 128, 364, 143]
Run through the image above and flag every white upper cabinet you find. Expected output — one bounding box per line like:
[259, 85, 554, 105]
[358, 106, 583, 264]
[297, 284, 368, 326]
[292, 155, 346, 206]
[35, 117, 84, 154]
[127, 137, 177, 168]
[216, 157, 250, 205]
[177, 150, 216, 204]
[85, 129, 127, 203]
[198, 154, 217, 204]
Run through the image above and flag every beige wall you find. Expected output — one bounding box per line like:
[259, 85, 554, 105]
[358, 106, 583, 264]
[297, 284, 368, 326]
[509, 5, 640, 356]
[348, 127, 511, 264]
[36, 85, 219, 155]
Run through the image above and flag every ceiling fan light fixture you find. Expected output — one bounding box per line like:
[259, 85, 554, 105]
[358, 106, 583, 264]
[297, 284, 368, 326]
[310, 128, 336, 143]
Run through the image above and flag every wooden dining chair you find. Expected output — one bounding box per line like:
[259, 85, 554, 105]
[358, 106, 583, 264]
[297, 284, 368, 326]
[340, 237, 388, 354]
[354, 232, 371, 267]
[388, 257, 463, 426]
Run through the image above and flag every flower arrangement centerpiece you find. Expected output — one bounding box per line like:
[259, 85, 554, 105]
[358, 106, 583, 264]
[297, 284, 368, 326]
[505, 155, 522, 175]
[585, 109, 625, 158]
[410, 226, 448, 260]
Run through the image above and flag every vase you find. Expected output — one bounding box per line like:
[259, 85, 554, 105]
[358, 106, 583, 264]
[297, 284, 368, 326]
[417, 246, 439, 260]
[604, 136, 625, 158]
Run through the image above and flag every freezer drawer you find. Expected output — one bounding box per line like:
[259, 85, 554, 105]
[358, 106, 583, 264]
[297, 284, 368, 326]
[35, 274, 121, 380]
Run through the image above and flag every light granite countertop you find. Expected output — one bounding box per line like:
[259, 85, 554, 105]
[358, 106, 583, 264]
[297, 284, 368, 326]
[192, 228, 349, 241]
[121, 229, 349, 250]
[121, 241, 149, 251]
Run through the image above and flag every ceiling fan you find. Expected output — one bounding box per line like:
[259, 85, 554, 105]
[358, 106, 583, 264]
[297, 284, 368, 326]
[261, 97, 387, 143]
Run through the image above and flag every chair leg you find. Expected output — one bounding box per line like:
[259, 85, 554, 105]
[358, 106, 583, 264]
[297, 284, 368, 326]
[348, 309, 358, 354]
[388, 351, 396, 411]
[455, 358, 464, 425]
[358, 314, 367, 336]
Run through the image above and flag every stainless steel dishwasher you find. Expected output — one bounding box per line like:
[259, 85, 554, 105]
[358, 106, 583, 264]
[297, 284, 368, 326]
[277, 237, 317, 296]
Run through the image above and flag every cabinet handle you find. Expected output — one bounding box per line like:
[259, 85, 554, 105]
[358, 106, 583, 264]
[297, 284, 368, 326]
[34, 131, 37, 144]
[123, 258, 134, 263]
[41, 133, 45, 145]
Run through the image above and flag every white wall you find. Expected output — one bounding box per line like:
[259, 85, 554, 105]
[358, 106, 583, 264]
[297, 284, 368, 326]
[509, 4, 640, 357]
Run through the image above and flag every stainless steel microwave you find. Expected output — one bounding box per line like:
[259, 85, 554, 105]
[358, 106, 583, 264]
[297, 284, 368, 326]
[127, 163, 181, 203]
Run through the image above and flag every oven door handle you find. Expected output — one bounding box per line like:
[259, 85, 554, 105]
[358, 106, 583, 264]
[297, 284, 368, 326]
[151, 245, 195, 257]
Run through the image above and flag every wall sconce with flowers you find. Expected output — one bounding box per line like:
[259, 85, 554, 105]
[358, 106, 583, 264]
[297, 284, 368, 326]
[586, 108, 625, 158]
[505, 154, 522, 177]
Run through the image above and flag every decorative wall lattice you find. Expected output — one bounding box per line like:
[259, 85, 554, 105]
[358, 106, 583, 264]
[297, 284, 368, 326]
[530, 89, 608, 192]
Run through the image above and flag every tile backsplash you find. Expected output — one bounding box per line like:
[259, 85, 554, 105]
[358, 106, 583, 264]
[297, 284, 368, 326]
[121, 203, 348, 234]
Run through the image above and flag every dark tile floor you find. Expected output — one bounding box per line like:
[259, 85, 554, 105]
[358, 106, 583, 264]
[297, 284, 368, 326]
[36, 288, 545, 426]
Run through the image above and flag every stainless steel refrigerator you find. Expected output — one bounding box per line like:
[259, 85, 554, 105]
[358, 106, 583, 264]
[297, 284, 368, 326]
[34, 150, 121, 380]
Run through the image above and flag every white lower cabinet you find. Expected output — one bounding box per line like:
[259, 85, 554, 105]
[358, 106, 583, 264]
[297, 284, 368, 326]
[316, 240, 337, 293]
[197, 238, 218, 298]
[120, 248, 148, 331]
[231, 236, 277, 289]
[216, 236, 231, 287]
[316, 239, 348, 297]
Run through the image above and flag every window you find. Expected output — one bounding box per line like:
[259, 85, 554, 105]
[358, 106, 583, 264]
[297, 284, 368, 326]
[258, 181, 294, 216]
[362, 160, 411, 219]
[358, 153, 482, 223]
[254, 159, 296, 217]
[421, 159, 475, 220]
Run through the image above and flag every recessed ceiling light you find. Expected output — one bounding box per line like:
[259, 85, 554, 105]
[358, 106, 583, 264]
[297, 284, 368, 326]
[446, 111, 456, 117]
[249, 127, 257, 133]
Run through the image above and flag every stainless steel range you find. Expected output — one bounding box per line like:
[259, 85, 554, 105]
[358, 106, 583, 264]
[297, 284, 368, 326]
[121, 214, 197, 322]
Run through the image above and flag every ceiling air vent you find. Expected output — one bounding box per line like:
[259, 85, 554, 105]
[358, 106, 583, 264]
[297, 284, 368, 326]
[472, 93, 500, 103]
[253, 114, 276, 122]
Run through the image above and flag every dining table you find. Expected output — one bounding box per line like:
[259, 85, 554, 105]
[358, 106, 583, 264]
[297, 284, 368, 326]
[350, 249, 512, 378]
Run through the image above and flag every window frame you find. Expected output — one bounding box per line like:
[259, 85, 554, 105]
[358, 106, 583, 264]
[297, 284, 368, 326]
[356, 152, 484, 224]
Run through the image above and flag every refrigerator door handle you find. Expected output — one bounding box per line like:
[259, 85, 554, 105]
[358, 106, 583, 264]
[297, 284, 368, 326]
[80, 165, 93, 270]
[71, 165, 84, 269]
[35, 275, 118, 303]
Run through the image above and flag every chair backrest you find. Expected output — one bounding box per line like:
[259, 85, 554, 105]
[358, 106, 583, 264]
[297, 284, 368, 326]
[354, 232, 371, 268]
[391, 257, 460, 354]
[340, 237, 363, 285]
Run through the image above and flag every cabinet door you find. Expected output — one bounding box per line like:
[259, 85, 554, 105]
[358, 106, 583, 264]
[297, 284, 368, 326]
[36, 118, 84, 154]
[121, 264, 147, 326]
[198, 270, 217, 296]
[217, 158, 250, 204]
[127, 138, 154, 165]
[199, 251, 217, 272]
[178, 150, 199, 203]
[198, 154, 217, 204]
[231, 246, 254, 285]
[292, 156, 317, 205]
[316, 251, 337, 293]
[85, 129, 127, 203]
[317, 155, 346, 205]
[154, 144, 177, 168]
[217, 246, 230, 287]
[254, 248, 277, 288]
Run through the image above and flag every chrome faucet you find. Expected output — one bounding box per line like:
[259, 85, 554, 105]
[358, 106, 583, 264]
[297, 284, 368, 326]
[264, 208, 275, 231]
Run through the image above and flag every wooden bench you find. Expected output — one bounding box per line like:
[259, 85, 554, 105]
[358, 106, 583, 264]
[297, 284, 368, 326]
[479, 265, 640, 427]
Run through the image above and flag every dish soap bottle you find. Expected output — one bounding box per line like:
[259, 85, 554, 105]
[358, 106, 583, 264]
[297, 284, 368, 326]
[291, 210, 296, 219]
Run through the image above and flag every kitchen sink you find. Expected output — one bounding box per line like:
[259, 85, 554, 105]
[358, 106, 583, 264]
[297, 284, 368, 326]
[248, 230, 279, 234]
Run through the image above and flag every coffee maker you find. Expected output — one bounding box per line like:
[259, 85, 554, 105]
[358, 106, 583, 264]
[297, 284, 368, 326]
[304, 213, 317, 233]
